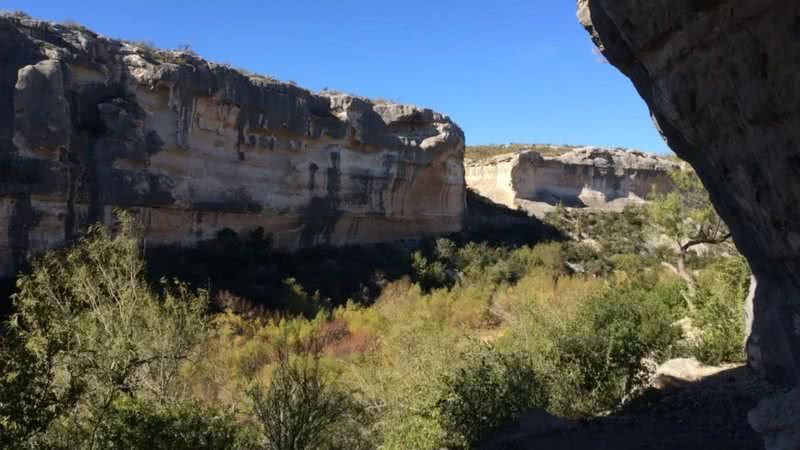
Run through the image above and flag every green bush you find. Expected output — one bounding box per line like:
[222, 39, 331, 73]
[0, 331, 82, 449]
[563, 242, 611, 275]
[548, 286, 680, 415]
[437, 346, 547, 448]
[2, 213, 209, 448]
[691, 256, 750, 365]
[510, 242, 566, 279]
[412, 251, 451, 291]
[349, 316, 463, 450]
[93, 398, 244, 450]
[248, 351, 372, 450]
[418, 239, 568, 291]
[545, 206, 649, 257]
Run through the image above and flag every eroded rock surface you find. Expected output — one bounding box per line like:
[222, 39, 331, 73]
[578, 1, 800, 447]
[0, 14, 465, 277]
[465, 146, 677, 218]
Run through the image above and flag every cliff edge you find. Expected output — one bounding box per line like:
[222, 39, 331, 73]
[466, 146, 677, 217]
[0, 14, 466, 277]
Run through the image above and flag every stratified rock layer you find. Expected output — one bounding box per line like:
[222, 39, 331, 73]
[578, 1, 800, 447]
[465, 147, 677, 217]
[0, 15, 465, 277]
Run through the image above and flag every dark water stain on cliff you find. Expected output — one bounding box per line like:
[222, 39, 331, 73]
[0, 19, 40, 162]
[299, 151, 342, 247]
[64, 83, 175, 239]
[341, 154, 396, 212]
[66, 83, 120, 232]
[9, 196, 41, 271]
[308, 163, 318, 191]
[0, 24, 43, 278]
[347, 170, 375, 207]
[192, 187, 262, 214]
[377, 154, 395, 214]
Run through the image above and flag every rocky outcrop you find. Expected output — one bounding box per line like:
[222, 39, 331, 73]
[465, 146, 677, 217]
[0, 14, 465, 277]
[653, 358, 740, 388]
[578, 1, 800, 447]
[749, 388, 800, 450]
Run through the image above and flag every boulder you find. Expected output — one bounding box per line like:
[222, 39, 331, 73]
[653, 357, 740, 388]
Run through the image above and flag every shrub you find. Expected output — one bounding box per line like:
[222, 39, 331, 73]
[433, 238, 458, 264]
[511, 242, 566, 278]
[0, 331, 82, 449]
[92, 398, 244, 450]
[349, 314, 463, 450]
[3, 212, 208, 447]
[545, 206, 649, 257]
[248, 350, 371, 450]
[547, 286, 680, 415]
[437, 346, 547, 448]
[691, 256, 750, 365]
[563, 242, 611, 275]
[411, 251, 450, 291]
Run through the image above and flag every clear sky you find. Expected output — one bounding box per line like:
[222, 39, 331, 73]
[5, 0, 671, 153]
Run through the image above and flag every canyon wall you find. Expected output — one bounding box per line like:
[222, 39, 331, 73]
[465, 147, 677, 217]
[578, 1, 800, 447]
[0, 14, 466, 277]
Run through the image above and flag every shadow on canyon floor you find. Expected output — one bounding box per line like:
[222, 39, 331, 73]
[143, 190, 564, 315]
[481, 366, 784, 450]
[0, 191, 562, 318]
[0, 278, 14, 318]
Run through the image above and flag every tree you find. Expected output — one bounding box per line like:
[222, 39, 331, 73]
[647, 169, 731, 309]
[2, 212, 209, 448]
[92, 397, 242, 450]
[437, 346, 547, 448]
[0, 330, 83, 448]
[247, 343, 371, 450]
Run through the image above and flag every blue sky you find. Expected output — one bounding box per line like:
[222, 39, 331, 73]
[6, 0, 670, 153]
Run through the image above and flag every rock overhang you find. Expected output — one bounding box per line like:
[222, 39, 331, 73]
[0, 13, 466, 277]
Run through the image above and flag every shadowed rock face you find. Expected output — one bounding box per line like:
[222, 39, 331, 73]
[465, 147, 677, 218]
[578, 1, 800, 447]
[0, 15, 465, 277]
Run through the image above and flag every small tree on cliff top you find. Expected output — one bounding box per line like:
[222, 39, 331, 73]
[647, 169, 731, 309]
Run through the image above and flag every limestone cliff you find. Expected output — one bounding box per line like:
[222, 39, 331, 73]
[0, 14, 465, 277]
[578, 1, 800, 447]
[465, 147, 677, 217]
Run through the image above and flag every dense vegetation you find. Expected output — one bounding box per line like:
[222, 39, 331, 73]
[1, 171, 749, 449]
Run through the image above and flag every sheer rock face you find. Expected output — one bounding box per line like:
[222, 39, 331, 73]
[465, 147, 677, 218]
[578, 1, 800, 446]
[0, 15, 465, 276]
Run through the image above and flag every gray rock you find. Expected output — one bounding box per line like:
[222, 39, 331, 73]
[0, 14, 465, 276]
[465, 146, 677, 218]
[653, 357, 739, 388]
[749, 389, 800, 450]
[578, 0, 800, 446]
